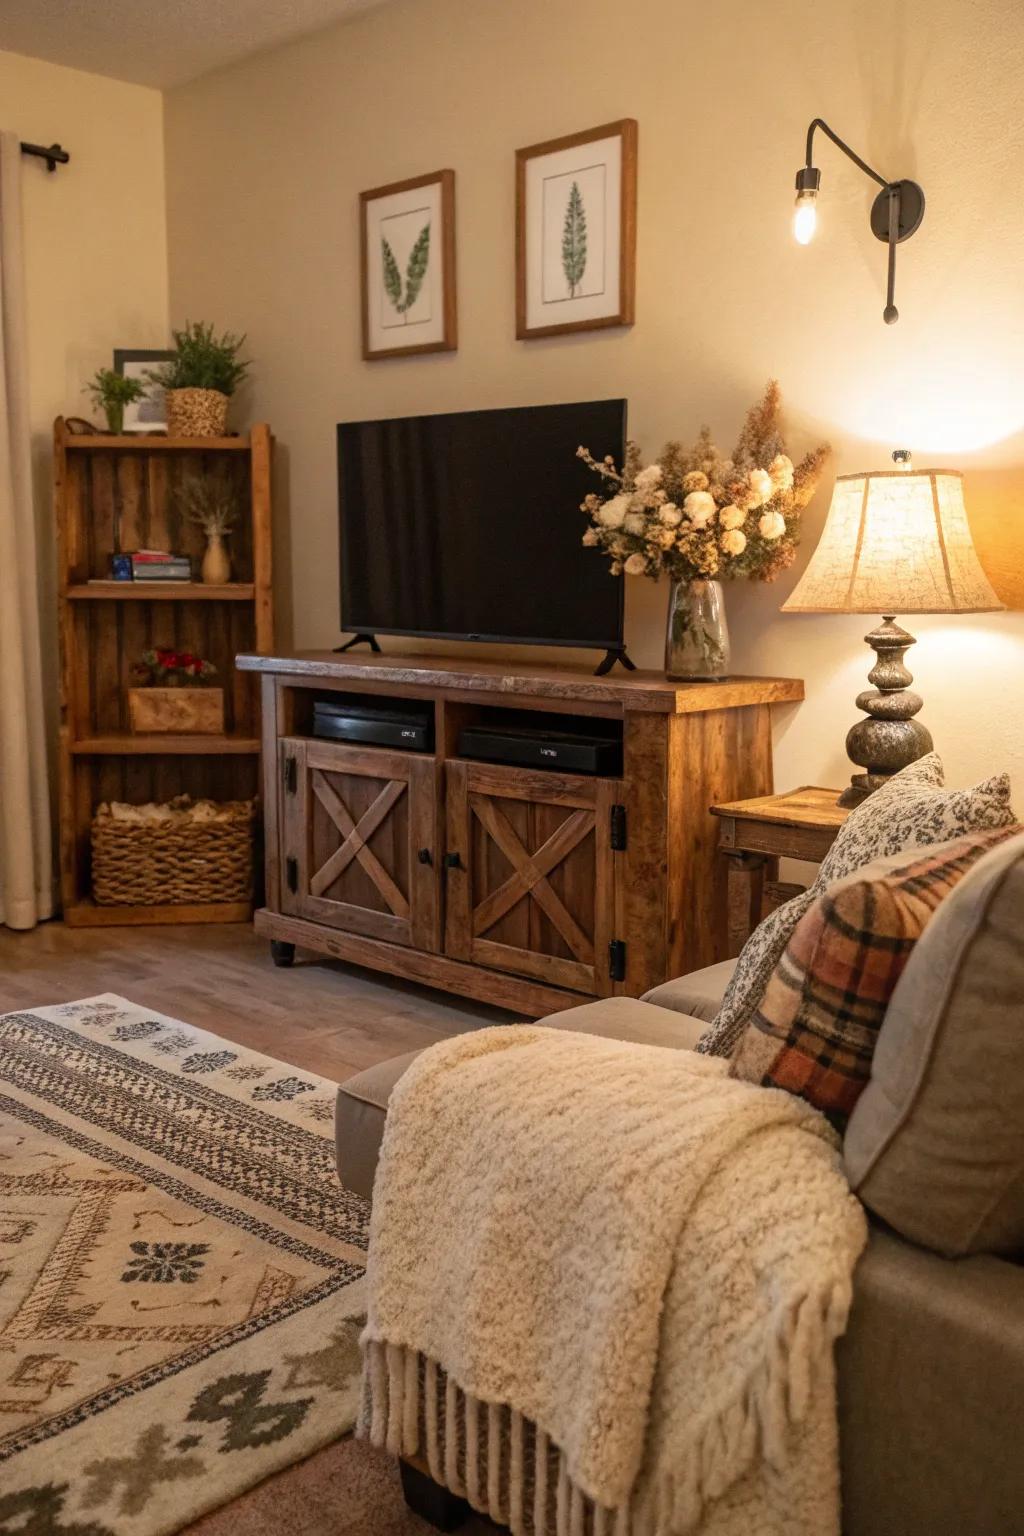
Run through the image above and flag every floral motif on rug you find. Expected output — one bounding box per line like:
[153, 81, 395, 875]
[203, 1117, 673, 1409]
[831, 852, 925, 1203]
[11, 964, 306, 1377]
[0, 994, 369, 1536]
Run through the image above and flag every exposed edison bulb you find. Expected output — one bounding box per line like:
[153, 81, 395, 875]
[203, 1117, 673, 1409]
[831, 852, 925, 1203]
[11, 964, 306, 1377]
[793, 190, 818, 245]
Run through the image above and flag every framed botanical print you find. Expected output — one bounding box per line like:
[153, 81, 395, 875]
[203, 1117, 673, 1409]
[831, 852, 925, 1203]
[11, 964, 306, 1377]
[360, 169, 457, 360]
[516, 119, 637, 340]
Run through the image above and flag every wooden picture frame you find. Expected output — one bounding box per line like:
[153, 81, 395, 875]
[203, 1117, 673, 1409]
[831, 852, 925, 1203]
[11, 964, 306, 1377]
[113, 347, 174, 432]
[516, 119, 637, 340]
[360, 169, 457, 360]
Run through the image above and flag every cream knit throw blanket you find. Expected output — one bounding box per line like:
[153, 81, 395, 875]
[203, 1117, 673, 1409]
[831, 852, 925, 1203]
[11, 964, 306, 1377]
[359, 1026, 867, 1535]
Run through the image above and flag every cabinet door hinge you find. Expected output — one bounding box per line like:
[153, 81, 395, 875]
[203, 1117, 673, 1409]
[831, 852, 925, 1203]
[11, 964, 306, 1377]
[282, 755, 297, 795]
[609, 939, 627, 982]
[285, 856, 298, 894]
[610, 803, 627, 851]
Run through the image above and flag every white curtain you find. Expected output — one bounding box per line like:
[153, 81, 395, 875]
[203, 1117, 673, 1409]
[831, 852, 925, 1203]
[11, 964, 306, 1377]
[0, 131, 53, 928]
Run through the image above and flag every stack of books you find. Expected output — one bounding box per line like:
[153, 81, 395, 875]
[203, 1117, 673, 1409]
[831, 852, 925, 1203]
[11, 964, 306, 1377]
[131, 550, 192, 582]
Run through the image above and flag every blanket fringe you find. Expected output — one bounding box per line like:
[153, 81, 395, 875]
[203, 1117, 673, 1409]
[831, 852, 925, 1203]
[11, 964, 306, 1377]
[359, 1281, 851, 1536]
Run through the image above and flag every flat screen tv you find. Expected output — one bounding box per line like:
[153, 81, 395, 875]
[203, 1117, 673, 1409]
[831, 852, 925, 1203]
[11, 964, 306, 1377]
[337, 399, 626, 653]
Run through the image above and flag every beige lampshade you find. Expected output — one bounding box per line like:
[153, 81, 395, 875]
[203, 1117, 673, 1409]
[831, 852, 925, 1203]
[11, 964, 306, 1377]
[782, 469, 1004, 615]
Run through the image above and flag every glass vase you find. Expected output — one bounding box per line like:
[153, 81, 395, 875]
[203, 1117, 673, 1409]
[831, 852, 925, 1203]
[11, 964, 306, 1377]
[665, 578, 730, 680]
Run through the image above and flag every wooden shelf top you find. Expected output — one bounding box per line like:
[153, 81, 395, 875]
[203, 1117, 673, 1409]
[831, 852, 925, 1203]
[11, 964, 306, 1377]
[64, 899, 253, 928]
[63, 433, 251, 452]
[711, 786, 849, 829]
[70, 734, 261, 756]
[236, 650, 805, 715]
[67, 582, 255, 602]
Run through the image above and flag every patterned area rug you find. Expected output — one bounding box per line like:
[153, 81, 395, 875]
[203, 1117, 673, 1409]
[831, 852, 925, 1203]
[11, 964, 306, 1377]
[0, 994, 369, 1536]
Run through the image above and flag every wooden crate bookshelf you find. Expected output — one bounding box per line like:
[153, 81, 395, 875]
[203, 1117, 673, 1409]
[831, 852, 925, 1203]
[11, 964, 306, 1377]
[55, 418, 274, 926]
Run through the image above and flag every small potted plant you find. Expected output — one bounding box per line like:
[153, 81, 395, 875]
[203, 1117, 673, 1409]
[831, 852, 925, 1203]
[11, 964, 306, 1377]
[128, 648, 223, 735]
[179, 474, 239, 584]
[146, 321, 250, 438]
[84, 367, 147, 435]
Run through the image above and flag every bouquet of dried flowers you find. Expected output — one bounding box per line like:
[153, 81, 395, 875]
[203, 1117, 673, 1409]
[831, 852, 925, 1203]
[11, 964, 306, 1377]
[577, 381, 829, 584]
[131, 648, 218, 687]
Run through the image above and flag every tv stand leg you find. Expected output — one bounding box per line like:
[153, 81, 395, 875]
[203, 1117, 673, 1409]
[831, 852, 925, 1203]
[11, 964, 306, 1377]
[333, 632, 382, 654]
[594, 647, 637, 677]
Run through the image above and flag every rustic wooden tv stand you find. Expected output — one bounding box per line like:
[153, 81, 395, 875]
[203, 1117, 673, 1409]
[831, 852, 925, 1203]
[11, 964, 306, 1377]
[237, 651, 803, 1017]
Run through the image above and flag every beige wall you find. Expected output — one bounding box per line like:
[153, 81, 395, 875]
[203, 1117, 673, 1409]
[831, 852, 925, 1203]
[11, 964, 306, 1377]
[164, 0, 1024, 796]
[1, 48, 169, 726]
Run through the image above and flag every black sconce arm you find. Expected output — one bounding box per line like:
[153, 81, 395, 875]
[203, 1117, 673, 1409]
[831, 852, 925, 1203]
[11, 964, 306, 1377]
[796, 118, 924, 325]
[804, 119, 888, 190]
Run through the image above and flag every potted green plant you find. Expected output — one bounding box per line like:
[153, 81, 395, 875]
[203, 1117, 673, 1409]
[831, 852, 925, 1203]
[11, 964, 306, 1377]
[84, 368, 147, 435]
[128, 647, 223, 735]
[146, 321, 251, 438]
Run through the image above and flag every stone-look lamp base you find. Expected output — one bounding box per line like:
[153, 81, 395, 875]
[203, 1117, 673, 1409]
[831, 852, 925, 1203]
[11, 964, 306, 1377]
[839, 615, 933, 808]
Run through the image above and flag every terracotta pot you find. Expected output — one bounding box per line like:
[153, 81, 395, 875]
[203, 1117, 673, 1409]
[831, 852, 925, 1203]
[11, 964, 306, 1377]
[128, 687, 224, 735]
[201, 534, 232, 585]
[166, 387, 229, 438]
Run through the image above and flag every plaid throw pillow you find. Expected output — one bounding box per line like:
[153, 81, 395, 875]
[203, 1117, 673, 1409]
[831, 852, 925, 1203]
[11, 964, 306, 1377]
[730, 825, 1022, 1129]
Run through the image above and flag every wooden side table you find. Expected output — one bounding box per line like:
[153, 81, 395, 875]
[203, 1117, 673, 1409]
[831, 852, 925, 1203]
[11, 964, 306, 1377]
[711, 787, 850, 955]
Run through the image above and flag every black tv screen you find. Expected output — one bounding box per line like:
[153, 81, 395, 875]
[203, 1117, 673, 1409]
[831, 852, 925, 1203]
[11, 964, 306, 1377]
[337, 399, 626, 649]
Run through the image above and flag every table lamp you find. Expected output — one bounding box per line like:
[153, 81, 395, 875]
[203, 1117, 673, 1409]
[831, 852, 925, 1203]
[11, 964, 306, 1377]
[783, 455, 1004, 807]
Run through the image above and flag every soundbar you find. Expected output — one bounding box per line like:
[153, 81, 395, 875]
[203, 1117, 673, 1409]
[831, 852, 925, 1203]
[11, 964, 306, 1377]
[458, 722, 622, 776]
[313, 698, 433, 751]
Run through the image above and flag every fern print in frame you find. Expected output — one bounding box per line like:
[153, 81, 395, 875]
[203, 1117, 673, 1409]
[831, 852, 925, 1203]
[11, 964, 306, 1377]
[516, 120, 637, 340]
[561, 182, 587, 298]
[361, 170, 456, 359]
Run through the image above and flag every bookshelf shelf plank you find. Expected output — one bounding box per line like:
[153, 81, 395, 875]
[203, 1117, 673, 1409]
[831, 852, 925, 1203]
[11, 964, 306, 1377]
[64, 899, 253, 927]
[71, 735, 262, 756]
[65, 434, 251, 452]
[68, 582, 256, 602]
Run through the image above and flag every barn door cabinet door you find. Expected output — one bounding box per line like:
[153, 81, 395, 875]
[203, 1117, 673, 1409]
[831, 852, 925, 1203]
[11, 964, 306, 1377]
[279, 737, 440, 950]
[444, 759, 619, 996]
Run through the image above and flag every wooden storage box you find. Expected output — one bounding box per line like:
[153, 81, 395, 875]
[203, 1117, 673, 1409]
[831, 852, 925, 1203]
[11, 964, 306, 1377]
[128, 686, 224, 735]
[91, 799, 255, 907]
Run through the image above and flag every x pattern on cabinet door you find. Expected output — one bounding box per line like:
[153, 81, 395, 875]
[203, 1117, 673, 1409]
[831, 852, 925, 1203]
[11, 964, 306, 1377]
[309, 769, 409, 919]
[281, 738, 439, 950]
[446, 761, 616, 996]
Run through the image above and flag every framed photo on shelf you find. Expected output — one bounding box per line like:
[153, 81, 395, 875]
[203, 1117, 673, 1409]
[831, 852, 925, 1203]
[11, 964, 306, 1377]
[114, 348, 174, 433]
[360, 170, 457, 360]
[516, 119, 637, 340]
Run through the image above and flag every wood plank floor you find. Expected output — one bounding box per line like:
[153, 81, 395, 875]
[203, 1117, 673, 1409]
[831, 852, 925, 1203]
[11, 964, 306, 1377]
[0, 919, 515, 1084]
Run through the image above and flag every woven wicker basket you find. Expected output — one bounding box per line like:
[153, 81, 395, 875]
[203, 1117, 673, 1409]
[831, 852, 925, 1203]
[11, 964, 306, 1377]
[91, 797, 255, 907]
[166, 387, 229, 437]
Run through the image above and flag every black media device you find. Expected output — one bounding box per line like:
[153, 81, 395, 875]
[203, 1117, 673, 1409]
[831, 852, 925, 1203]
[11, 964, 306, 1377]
[336, 399, 632, 674]
[458, 720, 622, 777]
[313, 697, 433, 752]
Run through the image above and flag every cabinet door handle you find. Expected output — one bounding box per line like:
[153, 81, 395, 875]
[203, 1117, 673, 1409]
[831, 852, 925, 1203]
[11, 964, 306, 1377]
[417, 847, 433, 866]
[443, 851, 463, 870]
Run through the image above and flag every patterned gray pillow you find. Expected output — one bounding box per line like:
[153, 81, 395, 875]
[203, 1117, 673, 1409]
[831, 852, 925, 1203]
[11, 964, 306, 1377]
[696, 753, 1016, 1058]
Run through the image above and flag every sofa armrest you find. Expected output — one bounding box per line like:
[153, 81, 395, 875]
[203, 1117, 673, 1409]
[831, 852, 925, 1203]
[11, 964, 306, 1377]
[839, 1226, 1024, 1536]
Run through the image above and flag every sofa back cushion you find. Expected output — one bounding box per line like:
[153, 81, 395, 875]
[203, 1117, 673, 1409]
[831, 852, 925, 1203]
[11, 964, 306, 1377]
[696, 754, 1017, 1059]
[844, 830, 1024, 1257]
[729, 827, 1020, 1130]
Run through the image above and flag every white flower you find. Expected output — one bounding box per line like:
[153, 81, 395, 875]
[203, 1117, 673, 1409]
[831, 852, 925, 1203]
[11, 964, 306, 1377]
[597, 494, 630, 529]
[624, 552, 648, 575]
[748, 468, 774, 505]
[623, 512, 646, 535]
[634, 464, 663, 491]
[683, 490, 716, 527]
[581, 527, 599, 546]
[759, 510, 787, 540]
[657, 527, 677, 548]
[610, 560, 623, 575]
[659, 502, 683, 527]
[721, 528, 747, 556]
[720, 505, 745, 530]
[769, 454, 794, 491]
[682, 470, 709, 493]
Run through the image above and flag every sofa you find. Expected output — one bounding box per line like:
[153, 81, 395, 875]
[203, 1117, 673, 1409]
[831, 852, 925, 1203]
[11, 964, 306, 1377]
[336, 831, 1024, 1535]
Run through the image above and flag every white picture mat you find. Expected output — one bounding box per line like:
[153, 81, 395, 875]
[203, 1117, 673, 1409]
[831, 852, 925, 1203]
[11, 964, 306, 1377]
[121, 358, 166, 433]
[364, 181, 445, 351]
[525, 133, 622, 330]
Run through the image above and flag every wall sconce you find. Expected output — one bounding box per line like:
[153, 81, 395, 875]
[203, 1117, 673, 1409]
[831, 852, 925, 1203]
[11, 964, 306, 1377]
[793, 119, 925, 324]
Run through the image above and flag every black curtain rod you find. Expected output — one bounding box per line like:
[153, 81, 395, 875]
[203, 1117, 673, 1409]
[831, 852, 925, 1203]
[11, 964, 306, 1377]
[20, 141, 70, 172]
